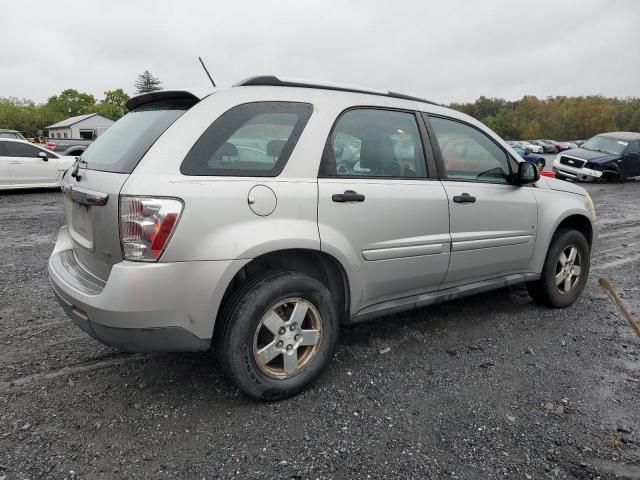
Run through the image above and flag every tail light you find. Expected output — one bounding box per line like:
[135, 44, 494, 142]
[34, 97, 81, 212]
[45, 141, 56, 151]
[119, 196, 183, 262]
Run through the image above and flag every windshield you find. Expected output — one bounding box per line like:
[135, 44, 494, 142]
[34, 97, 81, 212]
[581, 135, 628, 155]
[82, 98, 196, 174]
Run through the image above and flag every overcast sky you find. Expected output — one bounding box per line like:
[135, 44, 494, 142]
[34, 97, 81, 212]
[2, 0, 638, 104]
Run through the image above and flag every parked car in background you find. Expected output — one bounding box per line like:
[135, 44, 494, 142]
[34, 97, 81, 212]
[49, 77, 597, 400]
[0, 138, 75, 189]
[44, 137, 95, 157]
[0, 129, 27, 140]
[531, 140, 558, 154]
[552, 131, 640, 182]
[517, 141, 543, 154]
[512, 145, 546, 170]
[563, 142, 578, 150]
[543, 139, 572, 152]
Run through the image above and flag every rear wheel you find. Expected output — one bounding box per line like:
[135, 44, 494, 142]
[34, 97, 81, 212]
[215, 271, 339, 400]
[528, 229, 590, 308]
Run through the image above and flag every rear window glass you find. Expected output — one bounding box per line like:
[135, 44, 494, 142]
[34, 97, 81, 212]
[82, 98, 196, 174]
[180, 101, 313, 177]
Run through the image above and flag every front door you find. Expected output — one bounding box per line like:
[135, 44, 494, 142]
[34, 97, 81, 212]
[4, 142, 58, 185]
[0, 143, 11, 185]
[620, 140, 640, 177]
[317, 108, 451, 311]
[427, 115, 538, 287]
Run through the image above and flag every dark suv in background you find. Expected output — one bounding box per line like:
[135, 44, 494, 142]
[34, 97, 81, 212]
[552, 131, 640, 182]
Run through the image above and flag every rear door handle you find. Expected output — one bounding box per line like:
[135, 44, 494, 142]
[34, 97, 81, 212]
[453, 193, 476, 203]
[332, 190, 365, 203]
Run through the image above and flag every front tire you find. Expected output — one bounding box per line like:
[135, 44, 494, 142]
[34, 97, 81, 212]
[528, 229, 590, 308]
[215, 271, 339, 400]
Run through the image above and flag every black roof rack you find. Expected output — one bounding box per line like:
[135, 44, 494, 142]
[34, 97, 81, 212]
[234, 75, 440, 106]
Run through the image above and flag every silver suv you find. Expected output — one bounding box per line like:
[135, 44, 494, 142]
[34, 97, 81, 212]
[49, 76, 597, 399]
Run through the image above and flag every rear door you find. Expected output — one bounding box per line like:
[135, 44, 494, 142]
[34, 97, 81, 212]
[5, 142, 58, 185]
[426, 115, 538, 287]
[61, 97, 197, 281]
[317, 108, 450, 310]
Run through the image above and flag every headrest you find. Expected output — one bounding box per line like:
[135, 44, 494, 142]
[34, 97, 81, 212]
[267, 139, 287, 158]
[215, 141, 238, 158]
[359, 135, 396, 170]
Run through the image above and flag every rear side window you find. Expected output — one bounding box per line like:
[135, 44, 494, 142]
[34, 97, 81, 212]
[180, 102, 313, 177]
[319, 108, 427, 178]
[82, 98, 196, 174]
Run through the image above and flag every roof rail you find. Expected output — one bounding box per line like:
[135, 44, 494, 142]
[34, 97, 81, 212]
[234, 75, 440, 106]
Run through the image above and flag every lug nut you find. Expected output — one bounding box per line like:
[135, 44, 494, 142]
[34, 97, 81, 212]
[295, 334, 301, 341]
[286, 344, 293, 351]
[290, 323, 297, 330]
[277, 340, 284, 348]
[278, 327, 286, 335]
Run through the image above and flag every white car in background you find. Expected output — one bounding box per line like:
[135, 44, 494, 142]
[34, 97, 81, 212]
[0, 138, 75, 190]
[519, 141, 544, 154]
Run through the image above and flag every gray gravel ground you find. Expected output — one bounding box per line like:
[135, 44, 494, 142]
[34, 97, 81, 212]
[1, 181, 639, 480]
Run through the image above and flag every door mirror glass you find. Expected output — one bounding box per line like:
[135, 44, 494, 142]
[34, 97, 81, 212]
[517, 161, 539, 184]
[38, 151, 49, 160]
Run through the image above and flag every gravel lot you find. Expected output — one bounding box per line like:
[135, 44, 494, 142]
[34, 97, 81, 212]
[1, 181, 639, 480]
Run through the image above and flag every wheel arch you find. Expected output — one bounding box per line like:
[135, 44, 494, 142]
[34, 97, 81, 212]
[214, 248, 351, 336]
[554, 213, 594, 248]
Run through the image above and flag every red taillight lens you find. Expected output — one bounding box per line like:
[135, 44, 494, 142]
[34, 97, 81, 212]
[119, 196, 183, 262]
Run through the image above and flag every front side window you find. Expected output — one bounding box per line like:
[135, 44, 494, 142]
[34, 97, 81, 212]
[4, 142, 41, 158]
[181, 102, 313, 177]
[320, 108, 427, 178]
[430, 116, 511, 183]
[625, 140, 640, 155]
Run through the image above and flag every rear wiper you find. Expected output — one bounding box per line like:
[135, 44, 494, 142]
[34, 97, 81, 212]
[71, 158, 88, 179]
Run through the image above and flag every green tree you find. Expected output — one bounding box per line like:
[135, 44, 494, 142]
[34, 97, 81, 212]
[45, 89, 96, 118]
[134, 70, 162, 94]
[96, 88, 130, 119]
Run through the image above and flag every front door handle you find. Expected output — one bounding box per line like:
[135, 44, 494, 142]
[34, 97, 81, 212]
[332, 190, 365, 203]
[10, 162, 22, 165]
[453, 193, 476, 203]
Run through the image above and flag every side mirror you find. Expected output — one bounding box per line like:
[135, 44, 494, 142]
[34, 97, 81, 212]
[38, 151, 49, 161]
[516, 161, 540, 185]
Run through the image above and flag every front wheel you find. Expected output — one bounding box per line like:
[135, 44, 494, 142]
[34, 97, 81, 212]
[215, 271, 339, 400]
[527, 229, 590, 308]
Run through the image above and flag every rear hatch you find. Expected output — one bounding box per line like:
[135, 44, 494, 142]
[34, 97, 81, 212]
[62, 93, 201, 281]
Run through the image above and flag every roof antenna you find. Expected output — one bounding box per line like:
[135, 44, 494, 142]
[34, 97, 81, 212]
[198, 56, 216, 87]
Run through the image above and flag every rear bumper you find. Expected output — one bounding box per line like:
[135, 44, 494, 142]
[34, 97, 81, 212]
[48, 227, 248, 352]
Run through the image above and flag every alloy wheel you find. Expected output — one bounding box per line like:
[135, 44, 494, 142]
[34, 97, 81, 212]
[252, 298, 322, 379]
[554, 244, 582, 295]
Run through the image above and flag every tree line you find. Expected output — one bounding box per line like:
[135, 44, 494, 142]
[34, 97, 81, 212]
[449, 95, 640, 141]
[0, 71, 162, 138]
[1, 70, 638, 141]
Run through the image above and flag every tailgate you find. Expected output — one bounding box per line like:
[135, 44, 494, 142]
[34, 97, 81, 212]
[62, 169, 129, 281]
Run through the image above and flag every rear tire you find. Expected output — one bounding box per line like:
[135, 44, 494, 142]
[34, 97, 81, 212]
[215, 271, 339, 400]
[527, 229, 590, 308]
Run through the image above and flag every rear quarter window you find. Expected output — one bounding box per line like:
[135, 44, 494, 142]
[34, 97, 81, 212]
[180, 101, 313, 177]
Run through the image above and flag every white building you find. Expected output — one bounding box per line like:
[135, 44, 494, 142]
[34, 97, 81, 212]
[46, 113, 114, 140]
